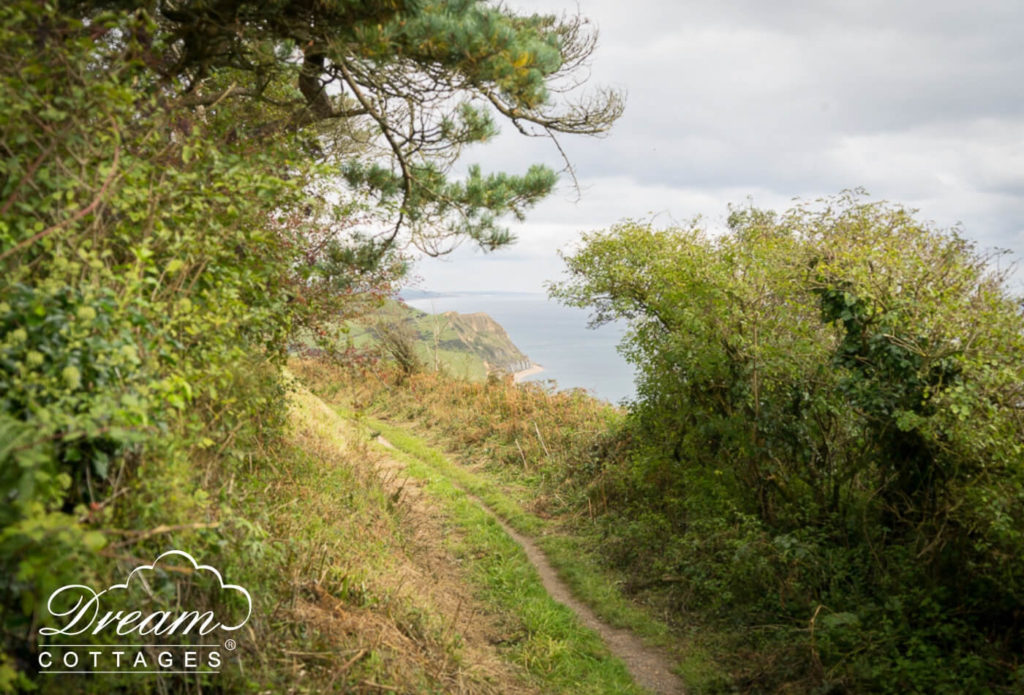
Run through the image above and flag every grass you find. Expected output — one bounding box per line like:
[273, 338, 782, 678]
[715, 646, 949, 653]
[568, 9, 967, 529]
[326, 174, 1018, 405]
[346, 411, 648, 694]
[215, 384, 500, 693]
[222, 381, 662, 694]
[295, 359, 732, 693]
[348, 411, 709, 691]
[361, 410, 733, 692]
[352, 413, 671, 640]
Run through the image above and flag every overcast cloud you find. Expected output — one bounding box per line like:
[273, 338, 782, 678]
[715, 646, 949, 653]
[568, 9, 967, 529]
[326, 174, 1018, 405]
[411, 0, 1024, 292]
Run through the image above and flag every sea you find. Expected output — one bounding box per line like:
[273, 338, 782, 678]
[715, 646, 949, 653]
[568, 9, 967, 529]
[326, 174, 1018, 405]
[403, 292, 636, 405]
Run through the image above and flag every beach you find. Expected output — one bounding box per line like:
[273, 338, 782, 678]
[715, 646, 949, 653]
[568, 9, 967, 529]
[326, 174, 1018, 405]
[513, 363, 544, 382]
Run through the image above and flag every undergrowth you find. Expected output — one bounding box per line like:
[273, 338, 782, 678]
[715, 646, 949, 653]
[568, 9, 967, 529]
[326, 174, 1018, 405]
[294, 347, 1024, 694]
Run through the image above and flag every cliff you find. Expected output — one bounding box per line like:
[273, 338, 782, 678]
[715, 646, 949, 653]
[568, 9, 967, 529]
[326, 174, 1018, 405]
[343, 301, 533, 380]
[437, 311, 532, 374]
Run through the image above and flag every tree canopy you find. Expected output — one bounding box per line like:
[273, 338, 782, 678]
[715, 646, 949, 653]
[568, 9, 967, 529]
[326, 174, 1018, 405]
[63, 0, 623, 257]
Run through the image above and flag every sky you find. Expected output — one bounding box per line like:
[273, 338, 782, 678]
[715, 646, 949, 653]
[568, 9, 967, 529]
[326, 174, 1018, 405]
[409, 0, 1024, 293]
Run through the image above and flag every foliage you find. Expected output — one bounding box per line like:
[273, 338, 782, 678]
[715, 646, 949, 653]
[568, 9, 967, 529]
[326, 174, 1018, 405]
[65, 0, 623, 256]
[0, 3, 300, 686]
[297, 356, 625, 503]
[371, 312, 423, 380]
[549, 194, 1024, 692]
[1, 0, 617, 687]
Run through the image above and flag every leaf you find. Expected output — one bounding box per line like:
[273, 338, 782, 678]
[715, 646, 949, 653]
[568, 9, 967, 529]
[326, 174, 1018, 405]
[92, 452, 110, 479]
[82, 530, 107, 552]
[821, 612, 861, 630]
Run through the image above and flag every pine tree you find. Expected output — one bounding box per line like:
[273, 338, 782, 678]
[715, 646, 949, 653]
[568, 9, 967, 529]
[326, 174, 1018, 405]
[65, 0, 623, 256]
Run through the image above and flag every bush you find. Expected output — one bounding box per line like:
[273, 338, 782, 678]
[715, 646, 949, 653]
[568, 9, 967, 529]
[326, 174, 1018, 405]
[550, 193, 1024, 692]
[0, 4, 315, 685]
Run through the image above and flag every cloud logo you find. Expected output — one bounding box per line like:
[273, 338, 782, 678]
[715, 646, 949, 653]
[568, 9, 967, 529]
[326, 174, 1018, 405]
[40, 550, 252, 637]
[106, 550, 252, 631]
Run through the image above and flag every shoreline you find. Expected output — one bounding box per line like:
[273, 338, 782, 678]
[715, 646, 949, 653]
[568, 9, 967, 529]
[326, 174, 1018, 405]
[512, 363, 544, 383]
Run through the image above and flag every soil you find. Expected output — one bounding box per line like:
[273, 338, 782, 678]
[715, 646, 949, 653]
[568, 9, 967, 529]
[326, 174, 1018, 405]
[374, 433, 686, 695]
[303, 391, 538, 694]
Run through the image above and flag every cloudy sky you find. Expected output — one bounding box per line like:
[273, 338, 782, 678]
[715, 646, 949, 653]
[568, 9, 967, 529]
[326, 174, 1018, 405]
[411, 0, 1024, 293]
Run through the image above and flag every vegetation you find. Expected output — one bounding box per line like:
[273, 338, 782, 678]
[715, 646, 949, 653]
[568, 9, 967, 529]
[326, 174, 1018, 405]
[294, 346, 724, 690]
[348, 407, 647, 695]
[333, 299, 531, 381]
[297, 355, 623, 497]
[305, 195, 1024, 692]
[305, 204, 1024, 691]
[297, 357, 680, 692]
[0, 1, 618, 690]
[261, 381, 643, 695]
[550, 194, 1024, 692]
[4, 0, 1021, 692]
[185, 384, 541, 693]
[292, 358, 696, 667]
[69, 0, 623, 257]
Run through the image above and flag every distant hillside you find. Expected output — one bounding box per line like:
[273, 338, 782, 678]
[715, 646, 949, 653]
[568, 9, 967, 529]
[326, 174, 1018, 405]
[438, 310, 532, 373]
[344, 300, 533, 380]
[396, 288, 444, 300]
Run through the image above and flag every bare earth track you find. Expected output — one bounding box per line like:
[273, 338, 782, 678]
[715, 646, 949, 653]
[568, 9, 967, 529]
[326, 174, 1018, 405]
[374, 434, 686, 695]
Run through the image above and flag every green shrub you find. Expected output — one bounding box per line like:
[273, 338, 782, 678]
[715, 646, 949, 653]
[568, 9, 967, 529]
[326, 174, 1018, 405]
[0, 4, 312, 685]
[551, 193, 1024, 692]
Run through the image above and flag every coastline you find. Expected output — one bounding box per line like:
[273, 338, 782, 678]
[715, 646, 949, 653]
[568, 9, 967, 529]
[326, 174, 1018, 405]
[512, 363, 544, 383]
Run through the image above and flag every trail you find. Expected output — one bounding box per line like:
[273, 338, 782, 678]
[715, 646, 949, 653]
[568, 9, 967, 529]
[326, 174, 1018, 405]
[374, 434, 686, 695]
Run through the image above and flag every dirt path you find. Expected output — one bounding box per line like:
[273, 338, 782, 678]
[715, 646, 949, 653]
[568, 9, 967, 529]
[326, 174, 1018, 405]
[375, 435, 686, 695]
[300, 389, 541, 694]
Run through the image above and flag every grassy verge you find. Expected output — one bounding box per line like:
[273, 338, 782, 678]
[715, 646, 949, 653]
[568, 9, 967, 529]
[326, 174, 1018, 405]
[369, 413, 664, 637]
[296, 359, 731, 692]
[347, 412, 648, 694]
[346, 411, 728, 692]
[217, 384, 522, 693]
[362, 412, 730, 691]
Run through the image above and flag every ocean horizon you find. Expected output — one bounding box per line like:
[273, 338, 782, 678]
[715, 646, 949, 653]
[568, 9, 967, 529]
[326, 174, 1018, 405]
[403, 291, 636, 404]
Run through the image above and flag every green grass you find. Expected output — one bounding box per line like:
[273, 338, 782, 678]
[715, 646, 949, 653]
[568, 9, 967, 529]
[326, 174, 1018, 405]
[348, 412, 650, 694]
[294, 358, 731, 692]
[362, 415, 660, 630]
[354, 411, 734, 692]
[417, 347, 488, 380]
[362, 414, 544, 535]
[213, 387, 469, 693]
[340, 410, 730, 694]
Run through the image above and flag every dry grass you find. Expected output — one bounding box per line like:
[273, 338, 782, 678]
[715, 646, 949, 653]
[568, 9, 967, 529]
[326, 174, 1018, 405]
[232, 380, 539, 694]
[292, 358, 628, 520]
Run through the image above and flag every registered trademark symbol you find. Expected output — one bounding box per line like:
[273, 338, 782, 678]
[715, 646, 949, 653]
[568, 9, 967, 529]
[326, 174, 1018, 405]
[224, 638, 236, 651]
